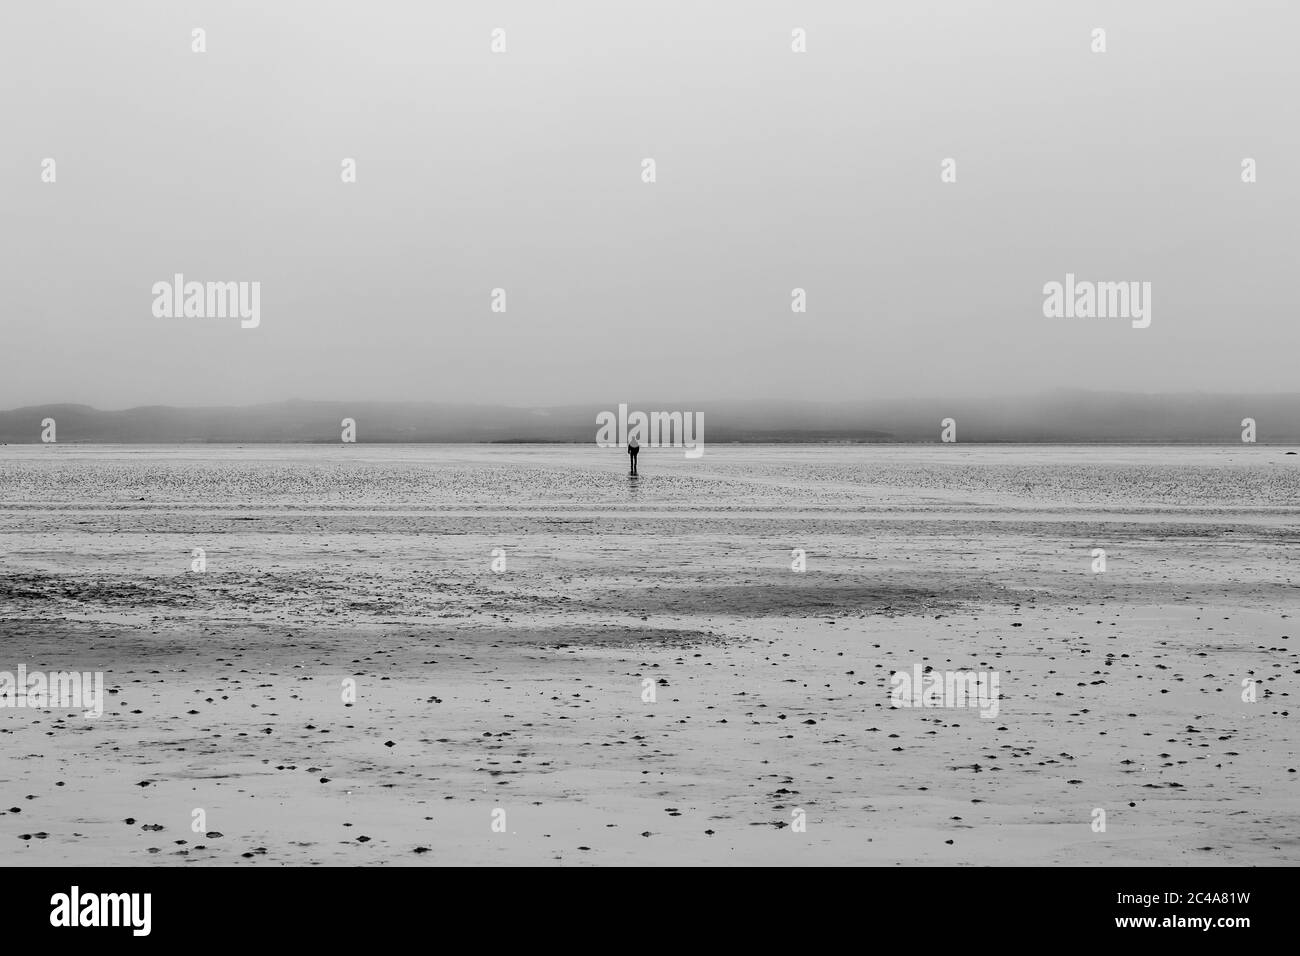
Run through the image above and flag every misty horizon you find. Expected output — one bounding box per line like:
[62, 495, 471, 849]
[5, 385, 1300, 414]
[5, 390, 1299, 443]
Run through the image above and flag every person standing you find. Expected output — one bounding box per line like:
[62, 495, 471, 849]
[628, 435, 640, 476]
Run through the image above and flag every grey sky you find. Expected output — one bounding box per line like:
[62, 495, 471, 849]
[2, 0, 1296, 408]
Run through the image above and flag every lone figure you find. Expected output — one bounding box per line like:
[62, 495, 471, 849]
[628, 435, 640, 476]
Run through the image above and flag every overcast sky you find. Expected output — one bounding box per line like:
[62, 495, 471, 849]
[1, 0, 1296, 408]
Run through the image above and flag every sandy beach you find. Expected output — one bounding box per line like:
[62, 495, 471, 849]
[1, 444, 1296, 865]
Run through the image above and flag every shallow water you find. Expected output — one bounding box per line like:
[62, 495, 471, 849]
[0, 443, 1296, 510]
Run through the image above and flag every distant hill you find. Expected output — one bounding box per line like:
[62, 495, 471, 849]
[1, 392, 1297, 443]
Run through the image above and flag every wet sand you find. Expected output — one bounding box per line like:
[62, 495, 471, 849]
[1, 444, 1297, 865]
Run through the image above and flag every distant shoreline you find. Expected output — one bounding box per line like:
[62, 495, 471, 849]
[3, 440, 1297, 448]
[4, 393, 1299, 444]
